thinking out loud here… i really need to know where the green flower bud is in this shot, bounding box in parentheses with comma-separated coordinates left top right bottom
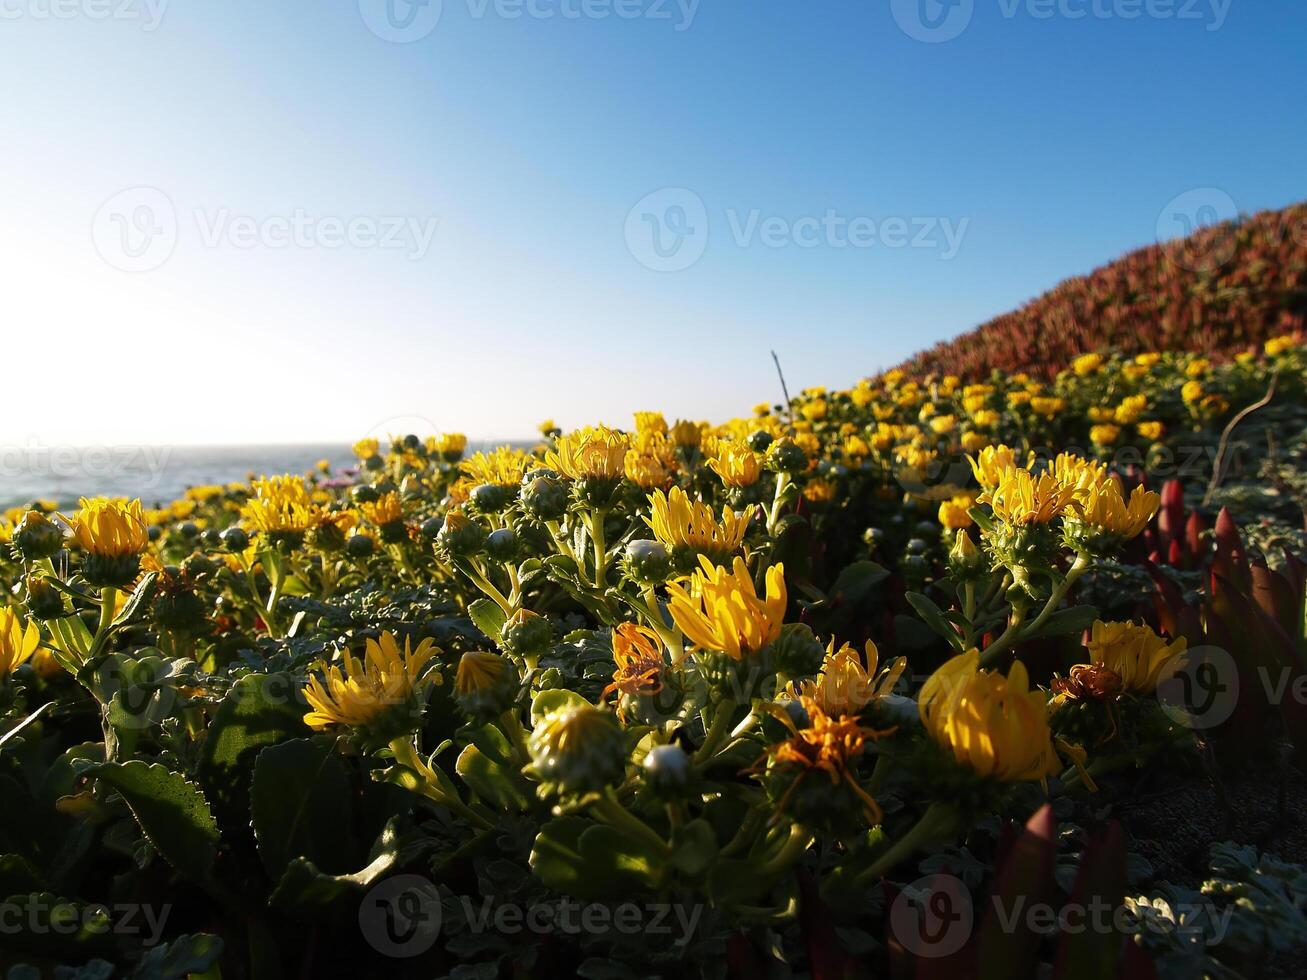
(527, 704, 627, 797)
(24, 577, 66, 621)
(501, 609, 552, 660)
(82, 553, 142, 589)
(485, 528, 519, 563)
(454, 650, 518, 719)
(765, 437, 809, 474)
(220, 526, 250, 553)
(521, 475, 569, 521)
(621, 539, 672, 585)
(352, 484, 381, 505)
(345, 533, 376, 558)
(470, 483, 515, 514)
(769, 623, 825, 680)
(435, 512, 486, 559)
(947, 529, 986, 581)
(748, 430, 775, 453)
(642, 744, 692, 797)
(13, 512, 64, 561)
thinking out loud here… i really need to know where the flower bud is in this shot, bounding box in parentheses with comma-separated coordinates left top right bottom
(220, 526, 250, 553)
(24, 577, 66, 621)
(454, 650, 518, 719)
(435, 512, 486, 559)
(748, 429, 775, 453)
(947, 529, 986, 581)
(642, 744, 692, 797)
(527, 704, 627, 797)
(470, 482, 515, 515)
(501, 609, 552, 660)
(485, 528, 519, 563)
(769, 623, 825, 679)
(765, 437, 808, 474)
(346, 533, 376, 559)
(352, 484, 381, 505)
(621, 539, 672, 585)
(13, 512, 64, 561)
(521, 475, 568, 522)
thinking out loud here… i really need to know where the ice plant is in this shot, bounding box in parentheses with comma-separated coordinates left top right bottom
(708, 443, 763, 488)
(241, 476, 322, 540)
(543, 425, 630, 483)
(1080, 620, 1185, 695)
(1065, 477, 1161, 552)
(665, 556, 787, 661)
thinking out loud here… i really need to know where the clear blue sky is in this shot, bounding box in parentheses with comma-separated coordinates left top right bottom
(1, 0, 1302, 444)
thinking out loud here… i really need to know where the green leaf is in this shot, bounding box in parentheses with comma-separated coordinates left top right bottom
(196, 672, 310, 835)
(112, 572, 159, 628)
(668, 819, 719, 877)
(250, 738, 354, 879)
(0, 892, 115, 959)
(456, 744, 531, 812)
(269, 817, 411, 910)
(88, 761, 219, 884)
(468, 598, 507, 643)
(530, 688, 592, 725)
(829, 561, 890, 607)
(906, 591, 966, 651)
(129, 933, 225, 980)
(530, 817, 612, 898)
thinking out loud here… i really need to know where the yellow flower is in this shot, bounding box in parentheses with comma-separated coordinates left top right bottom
(544, 425, 630, 481)
(708, 443, 763, 488)
(1083, 620, 1185, 694)
(353, 437, 380, 459)
(0, 609, 41, 678)
(1090, 424, 1121, 447)
(803, 479, 837, 503)
(1030, 396, 1064, 419)
(624, 449, 674, 490)
(646, 487, 748, 562)
(666, 556, 786, 661)
(790, 639, 905, 716)
(1122, 364, 1148, 382)
(1265, 334, 1296, 357)
(1181, 380, 1204, 404)
(844, 435, 871, 459)
(1088, 406, 1116, 423)
(605, 622, 666, 700)
(464, 446, 531, 488)
(981, 468, 1078, 526)
(538, 418, 558, 435)
(1046, 452, 1107, 495)
(960, 431, 989, 453)
(918, 649, 1059, 782)
(360, 491, 404, 528)
(800, 399, 828, 422)
(427, 433, 468, 458)
(929, 414, 957, 435)
(1072, 352, 1103, 376)
(763, 696, 885, 825)
(1134, 352, 1161, 367)
(68, 497, 149, 558)
(241, 476, 322, 535)
(633, 411, 668, 436)
(304, 631, 440, 733)
(971, 409, 999, 428)
(938, 494, 975, 530)
(1186, 358, 1209, 377)
(967, 444, 1023, 490)
(670, 419, 703, 448)
(962, 393, 988, 414)
(1114, 395, 1148, 425)
(1137, 420, 1165, 441)
(1068, 477, 1160, 540)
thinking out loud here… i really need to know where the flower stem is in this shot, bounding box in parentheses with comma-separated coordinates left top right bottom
(854, 801, 961, 884)
(981, 553, 1090, 667)
(593, 787, 669, 856)
(693, 698, 737, 766)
